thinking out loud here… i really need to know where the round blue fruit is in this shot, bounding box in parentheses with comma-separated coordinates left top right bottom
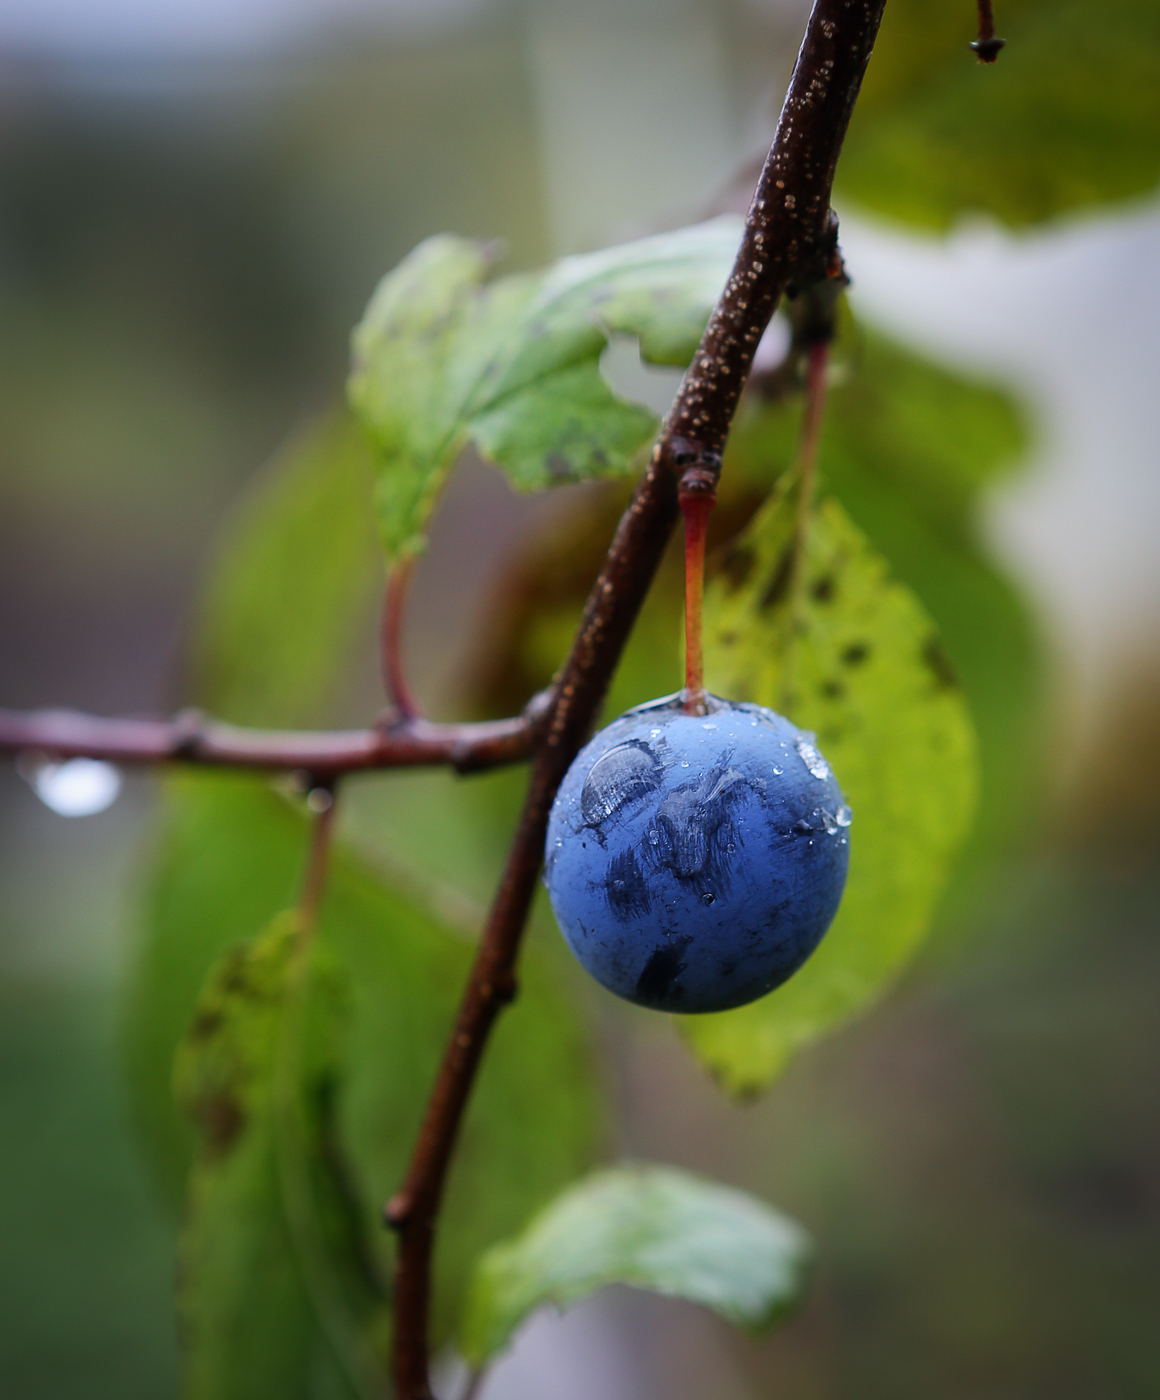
(543, 692, 851, 1014)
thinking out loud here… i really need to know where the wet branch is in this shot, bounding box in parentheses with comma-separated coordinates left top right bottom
(0, 695, 551, 779)
(384, 2, 888, 1396)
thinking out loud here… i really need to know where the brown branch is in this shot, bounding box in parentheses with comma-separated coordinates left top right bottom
(298, 783, 338, 932)
(0, 694, 551, 779)
(380, 560, 422, 719)
(384, 2, 888, 1395)
(972, 0, 1005, 61)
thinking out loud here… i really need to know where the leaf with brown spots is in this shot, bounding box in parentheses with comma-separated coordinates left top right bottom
(174, 910, 390, 1399)
(684, 487, 978, 1095)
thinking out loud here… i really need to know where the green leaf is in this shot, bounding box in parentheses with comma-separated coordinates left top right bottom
(347, 218, 742, 563)
(839, 0, 1160, 228)
(175, 911, 388, 1400)
(122, 772, 601, 1352)
(184, 411, 383, 727)
(458, 1164, 811, 1369)
(683, 488, 978, 1093)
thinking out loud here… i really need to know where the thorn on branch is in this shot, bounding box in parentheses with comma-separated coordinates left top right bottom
(972, 0, 1005, 62)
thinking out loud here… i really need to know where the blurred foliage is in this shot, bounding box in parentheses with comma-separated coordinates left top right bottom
(185, 414, 383, 729)
(460, 1165, 811, 1368)
(840, 0, 1160, 228)
(7, 2, 1153, 1390)
(123, 773, 602, 1360)
(175, 912, 389, 1400)
(686, 489, 977, 1093)
(348, 220, 741, 564)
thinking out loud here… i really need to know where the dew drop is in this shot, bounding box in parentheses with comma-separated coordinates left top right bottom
(794, 734, 830, 781)
(680, 760, 690, 768)
(306, 787, 333, 814)
(21, 756, 122, 817)
(836, 804, 853, 827)
(581, 742, 662, 825)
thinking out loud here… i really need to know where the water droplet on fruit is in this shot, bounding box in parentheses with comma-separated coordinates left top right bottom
(19, 755, 122, 816)
(836, 804, 853, 827)
(701, 892, 715, 906)
(771, 764, 783, 775)
(580, 741, 662, 826)
(680, 760, 690, 768)
(794, 734, 830, 780)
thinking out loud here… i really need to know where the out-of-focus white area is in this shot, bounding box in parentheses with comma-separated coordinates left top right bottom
(17, 755, 122, 816)
(840, 202, 1160, 746)
(0, 0, 492, 56)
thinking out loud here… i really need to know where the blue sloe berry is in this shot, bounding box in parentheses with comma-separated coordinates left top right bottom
(544, 692, 850, 1013)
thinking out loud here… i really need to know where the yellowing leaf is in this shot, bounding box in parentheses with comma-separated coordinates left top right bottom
(684, 489, 978, 1093)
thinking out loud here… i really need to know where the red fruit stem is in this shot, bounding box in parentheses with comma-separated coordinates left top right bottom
(680, 485, 715, 714)
(800, 339, 829, 503)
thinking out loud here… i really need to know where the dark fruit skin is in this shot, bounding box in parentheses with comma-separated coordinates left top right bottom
(544, 692, 850, 1014)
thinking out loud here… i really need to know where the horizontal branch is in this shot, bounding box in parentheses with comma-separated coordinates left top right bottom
(0, 693, 551, 779)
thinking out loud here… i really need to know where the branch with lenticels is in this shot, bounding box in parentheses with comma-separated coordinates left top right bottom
(384, 2, 888, 1395)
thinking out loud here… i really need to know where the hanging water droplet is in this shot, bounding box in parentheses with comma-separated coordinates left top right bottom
(836, 803, 853, 827)
(306, 787, 333, 814)
(21, 755, 122, 817)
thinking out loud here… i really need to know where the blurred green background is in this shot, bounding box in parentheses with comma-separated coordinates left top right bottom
(1, 1, 1158, 1397)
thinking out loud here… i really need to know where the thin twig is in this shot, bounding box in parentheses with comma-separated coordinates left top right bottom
(790, 340, 831, 612)
(783, 339, 832, 713)
(972, 0, 1005, 62)
(384, 3, 888, 1395)
(0, 695, 552, 778)
(277, 785, 393, 1398)
(298, 783, 338, 933)
(381, 560, 422, 719)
